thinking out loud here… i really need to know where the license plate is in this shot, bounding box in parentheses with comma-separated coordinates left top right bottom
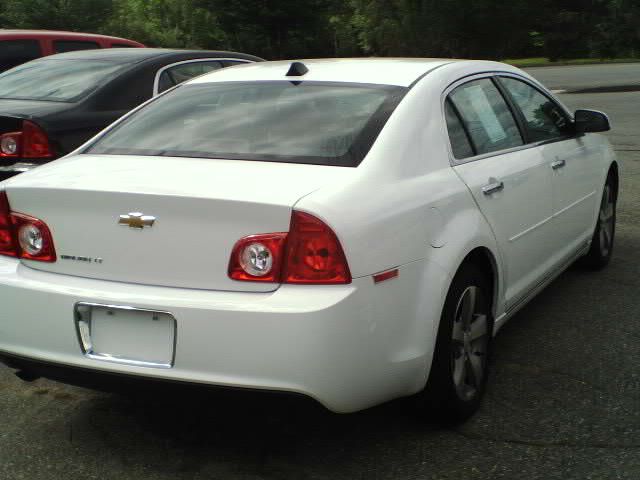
(75, 303, 176, 368)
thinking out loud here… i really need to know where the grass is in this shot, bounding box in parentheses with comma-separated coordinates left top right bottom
(503, 57, 640, 67)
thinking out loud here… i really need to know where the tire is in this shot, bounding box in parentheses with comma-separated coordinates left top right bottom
(416, 263, 492, 424)
(579, 172, 617, 270)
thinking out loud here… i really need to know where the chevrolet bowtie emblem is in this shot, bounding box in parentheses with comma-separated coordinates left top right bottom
(118, 212, 156, 229)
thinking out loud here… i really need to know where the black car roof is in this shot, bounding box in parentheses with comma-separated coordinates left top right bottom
(41, 48, 262, 64)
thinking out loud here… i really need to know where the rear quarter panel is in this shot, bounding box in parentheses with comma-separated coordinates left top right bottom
(296, 70, 504, 388)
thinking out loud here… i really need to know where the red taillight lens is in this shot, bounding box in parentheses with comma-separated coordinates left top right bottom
(282, 211, 351, 284)
(228, 233, 287, 282)
(228, 211, 351, 285)
(0, 191, 18, 257)
(0, 121, 52, 159)
(0, 190, 56, 262)
(22, 120, 52, 159)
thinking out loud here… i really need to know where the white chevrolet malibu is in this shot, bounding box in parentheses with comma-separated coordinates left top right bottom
(0, 58, 617, 422)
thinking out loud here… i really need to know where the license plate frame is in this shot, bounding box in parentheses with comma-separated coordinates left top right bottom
(74, 302, 177, 369)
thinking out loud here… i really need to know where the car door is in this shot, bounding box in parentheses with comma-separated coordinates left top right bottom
(446, 77, 555, 307)
(497, 75, 601, 261)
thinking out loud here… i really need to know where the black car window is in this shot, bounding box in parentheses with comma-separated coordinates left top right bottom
(157, 61, 224, 93)
(0, 40, 42, 72)
(499, 77, 571, 142)
(86, 81, 407, 167)
(445, 99, 474, 159)
(111, 43, 136, 48)
(0, 58, 129, 102)
(53, 40, 101, 53)
(221, 60, 248, 67)
(157, 71, 175, 93)
(449, 78, 523, 155)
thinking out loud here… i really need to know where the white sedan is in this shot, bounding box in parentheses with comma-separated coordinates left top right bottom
(0, 58, 617, 423)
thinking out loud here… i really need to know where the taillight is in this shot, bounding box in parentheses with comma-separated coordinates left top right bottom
(0, 190, 56, 262)
(0, 121, 52, 159)
(12, 213, 56, 261)
(282, 211, 351, 284)
(228, 233, 287, 282)
(228, 211, 351, 284)
(0, 191, 18, 257)
(0, 132, 21, 157)
(22, 120, 53, 158)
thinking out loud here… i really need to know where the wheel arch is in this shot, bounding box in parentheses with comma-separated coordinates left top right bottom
(461, 247, 499, 322)
(608, 160, 619, 201)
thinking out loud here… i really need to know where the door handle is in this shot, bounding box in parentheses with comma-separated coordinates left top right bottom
(482, 181, 504, 195)
(551, 159, 566, 170)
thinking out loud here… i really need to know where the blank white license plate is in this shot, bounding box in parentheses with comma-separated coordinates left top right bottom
(75, 304, 176, 368)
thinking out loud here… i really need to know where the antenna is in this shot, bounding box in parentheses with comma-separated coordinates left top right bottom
(286, 62, 308, 77)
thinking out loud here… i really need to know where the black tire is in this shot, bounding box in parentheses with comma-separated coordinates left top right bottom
(415, 263, 492, 424)
(579, 172, 617, 270)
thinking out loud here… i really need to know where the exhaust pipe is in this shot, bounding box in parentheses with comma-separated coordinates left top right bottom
(15, 370, 40, 382)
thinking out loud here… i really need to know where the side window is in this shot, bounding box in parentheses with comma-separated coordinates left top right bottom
(157, 61, 224, 93)
(157, 71, 175, 94)
(0, 40, 42, 71)
(221, 60, 248, 67)
(449, 78, 523, 156)
(445, 99, 474, 159)
(53, 40, 100, 53)
(111, 43, 136, 48)
(499, 77, 570, 142)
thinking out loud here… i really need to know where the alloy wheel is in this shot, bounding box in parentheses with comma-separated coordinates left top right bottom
(451, 286, 489, 401)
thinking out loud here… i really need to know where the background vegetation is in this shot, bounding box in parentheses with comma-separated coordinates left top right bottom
(1, 0, 639, 61)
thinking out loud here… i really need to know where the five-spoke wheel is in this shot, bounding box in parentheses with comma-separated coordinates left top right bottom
(451, 286, 490, 402)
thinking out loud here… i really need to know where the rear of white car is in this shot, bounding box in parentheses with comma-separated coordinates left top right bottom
(0, 60, 456, 412)
(0, 58, 617, 419)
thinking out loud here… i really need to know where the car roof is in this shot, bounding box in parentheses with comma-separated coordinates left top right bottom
(189, 58, 466, 88)
(0, 29, 140, 43)
(33, 48, 262, 64)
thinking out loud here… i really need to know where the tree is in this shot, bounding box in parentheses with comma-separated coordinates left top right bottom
(1, 0, 113, 32)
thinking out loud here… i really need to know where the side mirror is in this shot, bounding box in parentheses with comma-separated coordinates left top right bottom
(574, 109, 611, 133)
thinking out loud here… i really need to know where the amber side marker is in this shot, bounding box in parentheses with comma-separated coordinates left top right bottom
(373, 269, 399, 284)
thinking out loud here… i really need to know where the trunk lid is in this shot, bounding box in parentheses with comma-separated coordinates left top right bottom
(4, 154, 352, 292)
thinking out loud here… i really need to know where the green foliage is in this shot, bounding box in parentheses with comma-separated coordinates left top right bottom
(1, 0, 113, 32)
(0, 0, 638, 60)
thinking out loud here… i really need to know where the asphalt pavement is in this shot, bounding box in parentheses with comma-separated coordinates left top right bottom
(526, 62, 640, 92)
(1, 65, 639, 480)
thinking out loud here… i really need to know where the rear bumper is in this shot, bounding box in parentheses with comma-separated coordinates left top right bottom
(0, 257, 437, 412)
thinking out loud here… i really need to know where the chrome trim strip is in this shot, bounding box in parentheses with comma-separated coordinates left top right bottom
(553, 191, 596, 219)
(74, 302, 177, 369)
(508, 191, 596, 243)
(152, 58, 253, 95)
(508, 214, 554, 243)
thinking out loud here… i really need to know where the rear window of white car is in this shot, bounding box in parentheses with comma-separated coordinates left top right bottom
(86, 81, 407, 167)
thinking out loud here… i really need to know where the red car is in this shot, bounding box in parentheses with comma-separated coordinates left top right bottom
(0, 30, 144, 72)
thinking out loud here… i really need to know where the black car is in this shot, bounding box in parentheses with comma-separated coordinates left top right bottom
(0, 48, 262, 179)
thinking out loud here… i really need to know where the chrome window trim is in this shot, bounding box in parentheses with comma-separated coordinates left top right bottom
(441, 71, 579, 167)
(153, 58, 253, 95)
(74, 302, 178, 369)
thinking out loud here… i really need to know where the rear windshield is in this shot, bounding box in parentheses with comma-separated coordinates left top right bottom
(0, 58, 128, 102)
(85, 81, 407, 167)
